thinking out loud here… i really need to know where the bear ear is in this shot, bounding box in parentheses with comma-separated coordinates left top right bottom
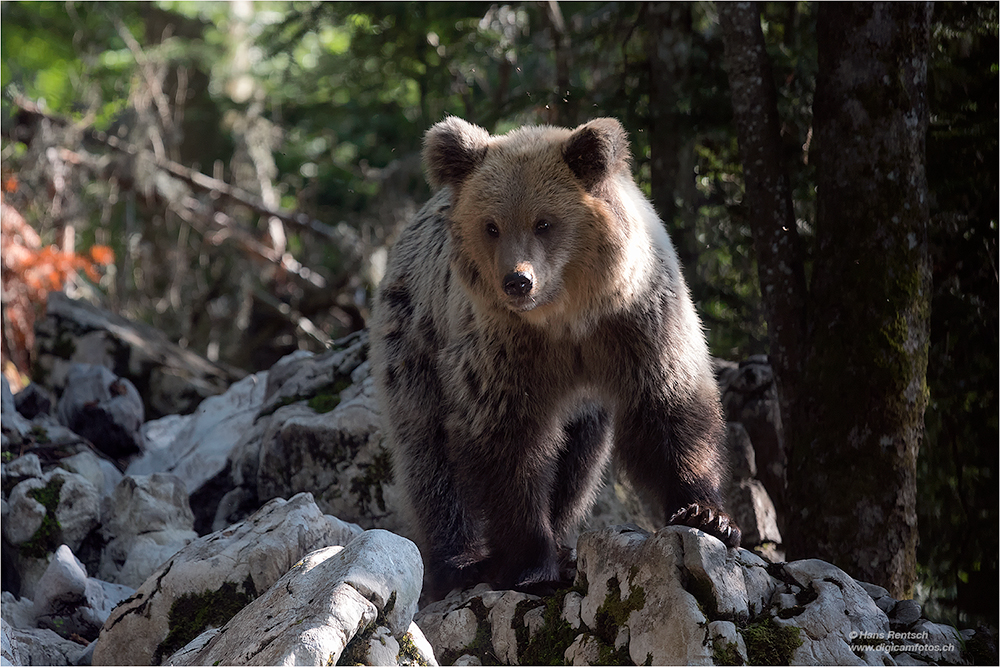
(423, 116, 491, 189)
(562, 118, 631, 191)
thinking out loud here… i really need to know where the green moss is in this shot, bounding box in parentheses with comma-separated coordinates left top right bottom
(307, 377, 353, 413)
(712, 640, 744, 666)
(397, 632, 431, 666)
(594, 575, 646, 644)
(20, 477, 65, 559)
(336, 621, 374, 666)
(153, 579, 257, 664)
(596, 639, 633, 666)
(571, 575, 647, 666)
(260, 376, 354, 419)
(515, 589, 579, 666)
(739, 618, 802, 666)
(29, 424, 50, 444)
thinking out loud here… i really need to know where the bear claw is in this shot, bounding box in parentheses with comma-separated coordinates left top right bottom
(669, 503, 742, 549)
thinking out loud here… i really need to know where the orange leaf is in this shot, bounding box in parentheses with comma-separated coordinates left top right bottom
(89, 245, 115, 265)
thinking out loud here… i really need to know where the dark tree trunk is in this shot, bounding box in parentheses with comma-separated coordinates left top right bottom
(719, 2, 806, 523)
(646, 2, 702, 275)
(720, 2, 932, 597)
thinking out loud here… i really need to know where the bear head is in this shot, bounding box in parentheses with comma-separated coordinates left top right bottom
(422, 116, 639, 327)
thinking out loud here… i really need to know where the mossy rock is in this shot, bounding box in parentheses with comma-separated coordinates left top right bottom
(153, 577, 258, 664)
(740, 617, 802, 665)
(19, 477, 66, 559)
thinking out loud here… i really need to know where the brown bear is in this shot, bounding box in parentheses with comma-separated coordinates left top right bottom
(369, 116, 740, 600)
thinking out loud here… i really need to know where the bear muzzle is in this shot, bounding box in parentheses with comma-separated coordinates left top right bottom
(502, 269, 534, 298)
(502, 268, 544, 312)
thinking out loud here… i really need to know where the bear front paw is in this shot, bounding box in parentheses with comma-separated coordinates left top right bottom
(668, 503, 742, 549)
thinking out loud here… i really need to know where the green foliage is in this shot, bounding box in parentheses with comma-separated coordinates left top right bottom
(740, 617, 802, 666)
(712, 639, 744, 666)
(918, 1, 999, 629)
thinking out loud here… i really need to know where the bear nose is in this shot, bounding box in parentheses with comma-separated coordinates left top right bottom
(503, 271, 534, 297)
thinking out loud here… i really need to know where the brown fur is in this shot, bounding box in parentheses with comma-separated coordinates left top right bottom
(370, 117, 740, 599)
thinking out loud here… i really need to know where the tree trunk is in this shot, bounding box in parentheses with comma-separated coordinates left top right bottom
(799, 2, 931, 597)
(647, 2, 691, 233)
(718, 2, 806, 522)
(721, 2, 932, 597)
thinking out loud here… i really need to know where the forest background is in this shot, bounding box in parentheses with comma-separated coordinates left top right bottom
(1, 1, 996, 633)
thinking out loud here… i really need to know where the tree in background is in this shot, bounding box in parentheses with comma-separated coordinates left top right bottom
(720, 1, 995, 606)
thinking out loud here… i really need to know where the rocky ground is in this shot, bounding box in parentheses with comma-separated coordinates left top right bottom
(1, 293, 993, 666)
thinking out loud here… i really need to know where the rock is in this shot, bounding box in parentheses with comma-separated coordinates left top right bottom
(33, 291, 243, 420)
(907, 620, 965, 665)
(415, 522, 976, 667)
(56, 450, 123, 514)
(564, 633, 602, 666)
(98, 473, 198, 587)
(890, 598, 922, 629)
(1, 618, 88, 666)
(719, 356, 786, 520)
(12, 382, 54, 420)
(725, 421, 757, 479)
(3, 479, 48, 550)
(1, 592, 35, 630)
(577, 468, 662, 539)
(727, 478, 783, 546)
(93, 492, 362, 666)
(581, 526, 716, 665)
(422, 607, 480, 657)
(736, 549, 778, 617)
(55, 364, 145, 459)
(172, 530, 428, 667)
(708, 620, 749, 665)
(2, 376, 32, 442)
(48, 470, 101, 554)
(255, 371, 404, 530)
(161, 627, 221, 666)
(31, 545, 132, 642)
(1, 618, 22, 666)
(489, 590, 541, 665)
(562, 591, 583, 630)
(227, 336, 411, 535)
(126, 371, 268, 530)
(3, 469, 101, 598)
(2, 453, 43, 490)
(858, 581, 890, 600)
(773, 558, 891, 665)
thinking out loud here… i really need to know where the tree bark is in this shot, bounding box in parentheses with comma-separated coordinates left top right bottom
(721, 2, 932, 597)
(798, 2, 931, 597)
(647, 3, 691, 231)
(719, 2, 806, 521)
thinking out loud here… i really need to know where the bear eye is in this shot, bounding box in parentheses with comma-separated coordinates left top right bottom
(485, 221, 500, 238)
(534, 219, 551, 235)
